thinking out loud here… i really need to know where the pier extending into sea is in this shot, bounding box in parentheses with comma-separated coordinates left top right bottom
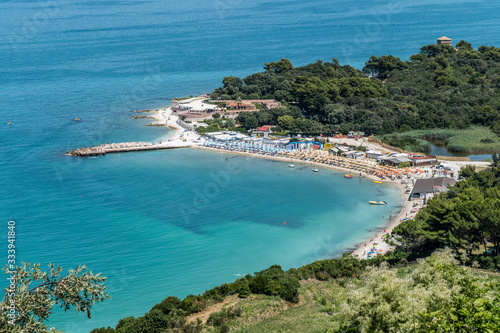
(67, 141, 190, 156)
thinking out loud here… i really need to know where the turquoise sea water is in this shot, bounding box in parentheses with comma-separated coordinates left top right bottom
(1, 0, 499, 331)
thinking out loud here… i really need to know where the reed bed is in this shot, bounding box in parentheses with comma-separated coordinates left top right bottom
(376, 127, 500, 154)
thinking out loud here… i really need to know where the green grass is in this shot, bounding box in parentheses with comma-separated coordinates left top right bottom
(197, 264, 498, 333)
(376, 127, 500, 154)
(202, 280, 347, 333)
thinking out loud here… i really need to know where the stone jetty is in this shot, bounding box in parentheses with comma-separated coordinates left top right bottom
(67, 141, 188, 156)
(132, 115, 154, 119)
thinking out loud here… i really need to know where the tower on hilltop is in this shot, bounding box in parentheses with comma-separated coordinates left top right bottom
(437, 36, 452, 45)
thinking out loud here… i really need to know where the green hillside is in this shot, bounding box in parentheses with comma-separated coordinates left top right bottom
(209, 42, 500, 152)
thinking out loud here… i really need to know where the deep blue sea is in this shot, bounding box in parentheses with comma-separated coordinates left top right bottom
(1, 0, 499, 331)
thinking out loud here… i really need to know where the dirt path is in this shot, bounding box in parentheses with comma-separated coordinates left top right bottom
(187, 295, 240, 324)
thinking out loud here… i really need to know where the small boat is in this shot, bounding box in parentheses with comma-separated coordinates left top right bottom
(344, 174, 354, 179)
(8, 121, 12, 125)
(312, 168, 319, 172)
(373, 180, 382, 184)
(75, 117, 81, 121)
(289, 164, 294, 168)
(369, 201, 387, 205)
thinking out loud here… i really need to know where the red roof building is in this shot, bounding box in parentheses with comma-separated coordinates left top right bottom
(257, 125, 273, 132)
(214, 99, 282, 110)
(226, 101, 257, 111)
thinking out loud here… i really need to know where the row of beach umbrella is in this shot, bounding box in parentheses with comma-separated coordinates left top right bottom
(200, 140, 428, 179)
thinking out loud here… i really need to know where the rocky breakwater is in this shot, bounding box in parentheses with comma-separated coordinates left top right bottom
(67, 141, 154, 156)
(67, 141, 190, 156)
(132, 115, 154, 120)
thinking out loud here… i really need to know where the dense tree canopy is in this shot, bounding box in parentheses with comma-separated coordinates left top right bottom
(332, 249, 500, 333)
(211, 42, 500, 136)
(393, 158, 500, 259)
(362, 54, 408, 79)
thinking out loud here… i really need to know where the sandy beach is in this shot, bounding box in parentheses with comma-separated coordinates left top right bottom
(153, 107, 184, 138)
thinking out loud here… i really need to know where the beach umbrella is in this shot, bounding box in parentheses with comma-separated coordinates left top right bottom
(379, 249, 383, 252)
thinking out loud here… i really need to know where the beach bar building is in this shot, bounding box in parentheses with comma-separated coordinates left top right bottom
(288, 141, 322, 150)
(410, 155, 437, 166)
(365, 149, 384, 159)
(329, 145, 350, 156)
(342, 150, 365, 159)
(329, 147, 340, 156)
(250, 125, 274, 137)
(410, 177, 456, 201)
(379, 156, 413, 167)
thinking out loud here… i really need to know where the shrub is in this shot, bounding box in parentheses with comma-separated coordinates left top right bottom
(238, 283, 251, 298)
(90, 328, 115, 333)
(179, 295, 204, 314)
(151, 296, 181, 315)
(207, 306, 242, 327)
(115, 316, 136, 330)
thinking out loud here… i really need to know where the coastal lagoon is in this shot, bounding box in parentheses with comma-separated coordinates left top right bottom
(428, 139, 495, 161)
(2, 0, 500, 331)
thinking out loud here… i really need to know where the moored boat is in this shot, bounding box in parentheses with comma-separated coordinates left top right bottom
(312, 168, 319, 172)
(344, 174, 354, 178)
(373, 180, 382, 184)
(289, 164, 294, 168)
(369, 201, 387, 205)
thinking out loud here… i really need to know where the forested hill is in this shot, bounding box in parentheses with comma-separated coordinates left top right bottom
(210, 41, 500, 136)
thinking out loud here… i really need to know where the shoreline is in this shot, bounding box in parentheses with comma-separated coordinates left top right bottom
(77, 105, 420, 261)
(193, 145, 416, 259)
(152, 106, 185, 141)
(132, 106, 420, 261)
